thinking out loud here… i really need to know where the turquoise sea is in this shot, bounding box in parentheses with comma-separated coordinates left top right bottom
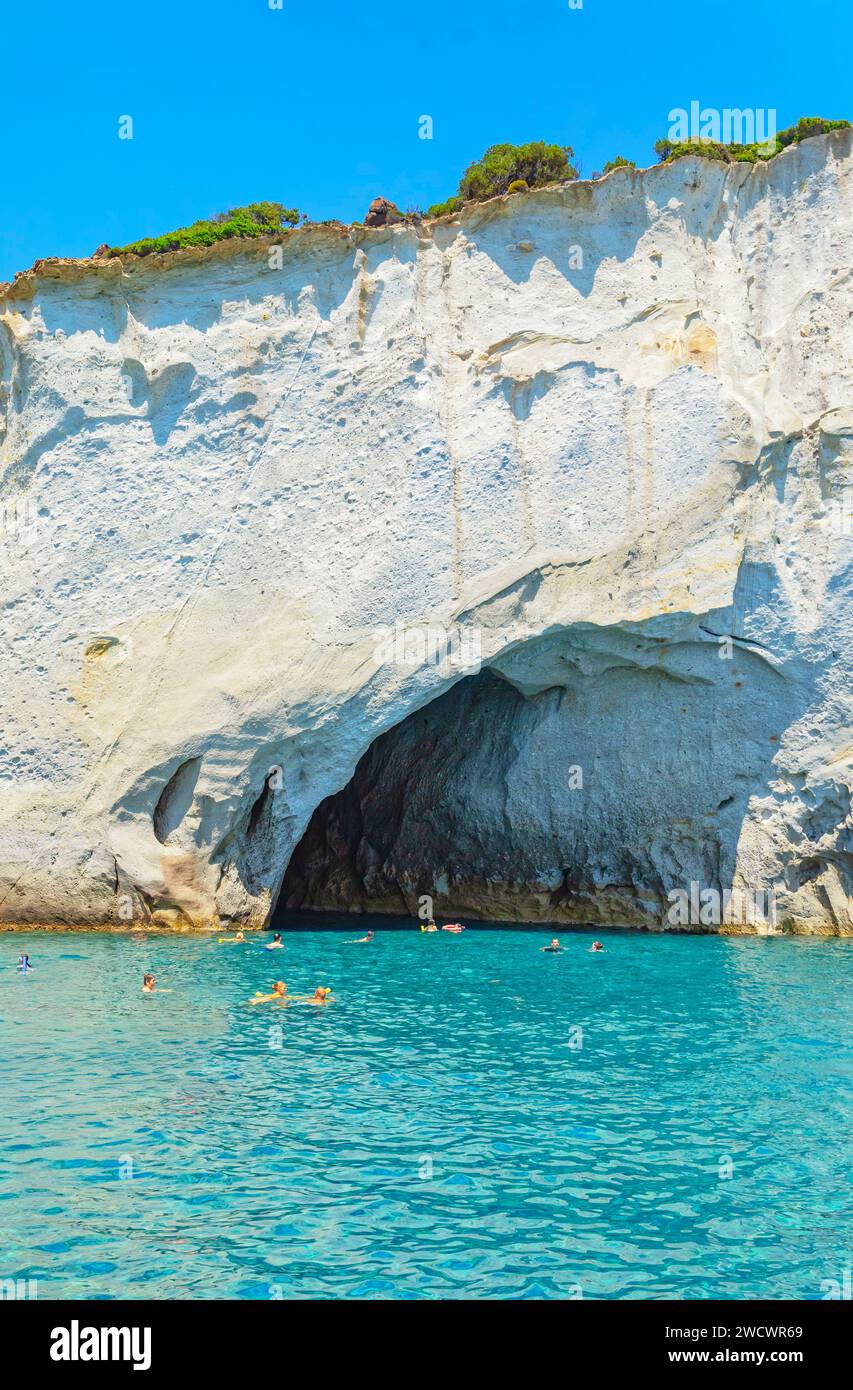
(1, 921, 851, 1300)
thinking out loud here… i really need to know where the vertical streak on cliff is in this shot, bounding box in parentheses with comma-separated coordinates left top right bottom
(441, 258, 465, 598)
(416, 228, 465, 596)
(0, 318, 12, 457)
(642, 387, 657, 583)
(509, 382, 536, 554)
(621, 386, 636, 547)
(619, 387, 661, 610)
(0, 312, 26, 476)
(642, 389, 655, 516)
(354, 251, 372, 344)
(641, 388, 668, 611)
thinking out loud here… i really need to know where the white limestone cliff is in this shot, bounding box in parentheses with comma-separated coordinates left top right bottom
(1, 130, 851, 933)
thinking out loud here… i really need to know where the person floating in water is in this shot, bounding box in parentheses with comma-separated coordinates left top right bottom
(420, 920, 439, 933)
(347, 930, 374, 943)
(541, 938, 562, 953)
(591, 941, 604, 952)
(17, 954, 32, 973)
(441, 922, 465, 933)
(265, 933, 284, 950)
(218, 930, 247, 944)
(250, 980, 288, 1004)
(284, 985, 333, 1005)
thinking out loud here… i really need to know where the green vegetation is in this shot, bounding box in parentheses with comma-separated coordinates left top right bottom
(654, 116, 850, 166)
(103, 118, 851, 256)
(427, 140, 577, 217)
(425, 195, 464, 219)
(459, 141, 577, 200)
(109, 202, 304, 258)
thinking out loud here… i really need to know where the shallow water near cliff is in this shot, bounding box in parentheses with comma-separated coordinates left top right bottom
(1, 921, 851, 1300)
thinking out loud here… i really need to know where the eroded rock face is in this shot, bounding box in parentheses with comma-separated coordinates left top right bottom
(0, 132, 852, 932)
(281, 630, 850, 932)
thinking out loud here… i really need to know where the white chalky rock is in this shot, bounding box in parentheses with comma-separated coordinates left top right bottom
(0, 131, 851, 933)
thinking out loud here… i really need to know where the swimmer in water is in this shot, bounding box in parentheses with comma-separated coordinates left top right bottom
(265, 933, 284, 950)
(441, 922, 465, 933)
(347, 930, 374, 943)
(250, 980, 288, 1004)
(218, 931, 247, 944)
(17, 954, 32, 973)
(286, 985, 333, 1005)
(591, 941, 604, 952)
(541, 938, 562, 953)
(142, 973, 172, 994)
(421, 920, 439, 933)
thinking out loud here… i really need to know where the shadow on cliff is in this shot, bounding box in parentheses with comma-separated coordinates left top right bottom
(461, 178, 655, 298)
(273, 610, 839, 930)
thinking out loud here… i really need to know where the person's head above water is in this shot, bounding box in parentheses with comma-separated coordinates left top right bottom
(143, 973, 155, 989)
(592, 941, 604, 951)
(273, 933, 281, 942)
(550, 938, 560, 948)
(273, 980, 286, 996)
(313, 987, 331, 1001)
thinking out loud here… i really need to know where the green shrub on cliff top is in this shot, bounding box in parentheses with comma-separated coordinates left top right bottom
(459, 141, 577, 200)
(425, 195, 464, 218)
(655, 116, 850, 166)
(427, 140, 577, 217)
(110, 202, 305, 258)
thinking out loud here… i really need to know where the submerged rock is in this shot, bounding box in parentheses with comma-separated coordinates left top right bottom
(1, 132, 852, 932)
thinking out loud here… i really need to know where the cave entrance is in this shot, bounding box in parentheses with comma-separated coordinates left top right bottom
(272, 615, 784, 927)
(276, 668, 533, 923)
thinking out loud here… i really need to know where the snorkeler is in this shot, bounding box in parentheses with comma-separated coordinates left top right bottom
(347, 930, 374, 943)
(17, 954, 32, 973)
(265, 933, 284, 950)
(541, 938, 562, 953)
(250, 980, 288, 1004)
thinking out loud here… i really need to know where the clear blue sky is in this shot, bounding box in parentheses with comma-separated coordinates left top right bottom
(2, 0, 851, 283)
